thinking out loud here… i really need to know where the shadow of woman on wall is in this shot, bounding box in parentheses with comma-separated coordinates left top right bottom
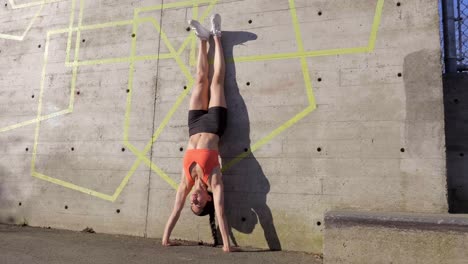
(209, 31, 281, 251)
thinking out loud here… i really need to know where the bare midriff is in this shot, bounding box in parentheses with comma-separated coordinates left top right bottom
(187, 132, 219, 150)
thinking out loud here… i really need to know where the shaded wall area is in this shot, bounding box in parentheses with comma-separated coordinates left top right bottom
(444, 73, 468, 213)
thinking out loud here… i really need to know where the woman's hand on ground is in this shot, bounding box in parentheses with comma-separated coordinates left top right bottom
(162, 240, 180, 246)
(223, 246, 241, 252)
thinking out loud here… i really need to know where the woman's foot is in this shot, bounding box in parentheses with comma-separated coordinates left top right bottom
(188, 20, 211, 40)
(210, 14, 221, 37)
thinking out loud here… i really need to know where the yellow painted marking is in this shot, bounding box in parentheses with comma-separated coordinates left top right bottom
(0, 2, 44, 41)
(136, 0, 214, 14)
(0, 109, 71, 133)
(65, 0, 76, 66)
(0, 0, 66, 41)
(288, 0, 315, 106)
(19, 0, 384, 199)
(223, 105, 315, 172)
(111, 148, 144, 201)
(190, 3, 199, 66)
(125, 142, 178, 190)
(8, 0, 62, 9)
(123, 10, 139, 143)
(368, 0, 385, 51)
(31, 31, 51, 175)
(33, 171, 115, 201)
(229, 47, 369, 63)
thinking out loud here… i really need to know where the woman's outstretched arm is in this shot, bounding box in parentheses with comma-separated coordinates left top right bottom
(162, 170, 191, 246)
(210, 169, 235, 252)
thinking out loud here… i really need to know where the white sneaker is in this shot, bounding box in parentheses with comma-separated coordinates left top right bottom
(210, 13, 221, 37)
(188, 20, 211, 40)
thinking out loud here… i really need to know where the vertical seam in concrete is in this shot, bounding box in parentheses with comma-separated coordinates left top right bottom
(144, 0, 165, 238)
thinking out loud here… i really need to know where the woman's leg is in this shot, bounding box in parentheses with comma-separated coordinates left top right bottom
(189, 40, 210, 110)
(208, 35, 226, 108)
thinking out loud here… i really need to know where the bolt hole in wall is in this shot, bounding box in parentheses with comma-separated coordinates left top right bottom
(38, 44, 41, 48)
(82, 39, 85, 43)
(248, 19, 252, 24)
(31, 95, 34, 98)
(318, 11, 322, 16)
(244, 148, 249, 152)
(179, 147, 184, 152)
(76, 91, 80, 95)
(397, 2, 401, 6)
(126, 89, 130, 93)
(71, 147, 74, 151)
(246, 82, 250, 86)
(397, 72, 402, 77)
(65, 205, 68, 209)
(454, 98, 459, 104)
(460, 153, 464, 157)
(317, 77, 322, 82)
(317, 147, 322, 152)
(316, 221, 321, 226)
(183, 85, 187, 90)
(186, 27, 190, 32)
(116, 209, 120, 214)
(400, 148, 405, 153)
(121, 147, 125, 152)
(25, 147, 28, 152)
(19, 202, 22, 206)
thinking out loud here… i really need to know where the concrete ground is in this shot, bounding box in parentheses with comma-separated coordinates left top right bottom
(0, 224, 322, 264)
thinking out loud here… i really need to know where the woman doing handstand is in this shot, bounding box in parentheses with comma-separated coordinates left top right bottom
(161, 14, 235, 252)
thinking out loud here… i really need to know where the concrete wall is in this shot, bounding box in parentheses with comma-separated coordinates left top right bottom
(0, 0, 445, 253)
(444, 73, 468, 213)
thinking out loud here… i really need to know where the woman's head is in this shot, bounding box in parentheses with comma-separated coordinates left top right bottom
(191, 191, 219, 246)
(190, 190, 213, 216)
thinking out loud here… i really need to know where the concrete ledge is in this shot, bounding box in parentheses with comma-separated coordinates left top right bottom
(325, 210, 468, 232)
(324, 211, 468, 264)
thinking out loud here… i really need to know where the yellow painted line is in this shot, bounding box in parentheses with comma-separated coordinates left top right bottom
(31, 31, 51, 174)
(65, 53, 174, 67)
(65, 0, 76, 66)
(289, 0, 304, 52)
(68, 0, 84, 112)
(54, 20, 135, 36)
(0, 109, 71, 133)
(198, 0, 218, 22)
(111, 145, 144, 200)
(31, 0, 83, 191)
(137, 17, 195, 155)
(65, 20, 135, 65)
(230, 47, 369, 63)
(123, 11, 139, 143)
(32, 171, 115, 201)
(189, 2, 199, 66)
(125, 142, 178, 190)
(0, 0, 66, 41)
(177, 34, 194, 55)
(20, 2, 45, 40)
(0, 1, 44, 41)
(222, 105, 316, 172)
(121, 12, 186, 190)
(0, 34, 23, 41)
(136, 0, 213, 14)
(368, 0, 385, 51)
(8, 0, 62, 9)
(288, 0, 315, 106)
